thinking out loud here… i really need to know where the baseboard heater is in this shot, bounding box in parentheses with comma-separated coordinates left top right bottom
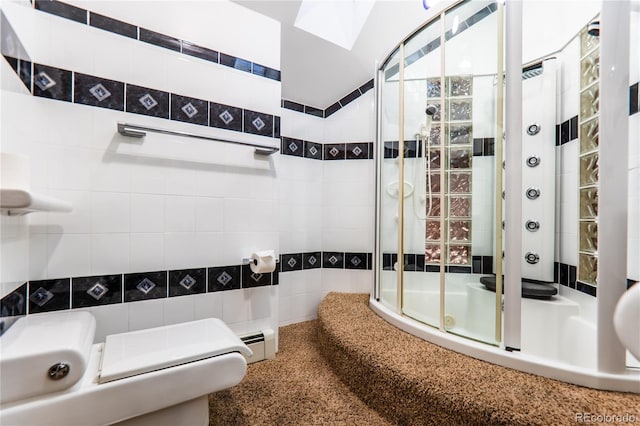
(240, 329, 276, 364)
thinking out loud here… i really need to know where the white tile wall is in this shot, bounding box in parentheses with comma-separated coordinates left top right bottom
(0, 1, 281, 341)
(0, 215, 29, 298)
(46, 234, 91, 278)
(278, 269, 323, 326)
(163, 295, 196, 326)
(129, 233, 165, 273)
(323, 91, 375, 143)
(90, 192, 131, 233)
(558, 141, 579, 266)
(84, 303, 129, 343)
(130, 194, 165, 233)
(90, 233, 130, 275)
(471, 157, 495, 256)
(277, 90, 376, 325)
(559, 38, 580, 123)
(128, 298, 165, 332)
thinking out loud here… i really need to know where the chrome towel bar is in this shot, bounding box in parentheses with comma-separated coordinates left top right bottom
(117, 122, 280, 156)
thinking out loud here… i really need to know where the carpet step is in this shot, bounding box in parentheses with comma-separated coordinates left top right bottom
(316, 292, 640, 426)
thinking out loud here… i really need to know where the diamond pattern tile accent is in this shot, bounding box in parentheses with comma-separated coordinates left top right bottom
(351, 257, 362, 266)
(30, 287, 54, 307)
(352, 146, 362, 156)
(139, 94, 158, 110)
(251, 273, 263, 282)
(309, 146, 318, 156)
(181, 102, 198, 118)
(287, 258, 297, 268)
(328, 255, 338, 265)
(89, 83, 111, 101)
(217, 271, 232, 287)
(329, 147, 339, 157)
(87, 282, 108, 300)
(136, 278, 156, 294)
(288, 141, 299, 152)
(34, 71, 56, 91)
(219, 110, 234, 124)
(252, 117, 265, 131)
(179, 274, 196, 290)
(308, 256, 317, 265)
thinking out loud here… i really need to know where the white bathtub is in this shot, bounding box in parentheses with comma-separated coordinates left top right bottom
(375, 271, 639, 392)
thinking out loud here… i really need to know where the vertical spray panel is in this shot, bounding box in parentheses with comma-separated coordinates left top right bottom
(521, 59, 557, 282)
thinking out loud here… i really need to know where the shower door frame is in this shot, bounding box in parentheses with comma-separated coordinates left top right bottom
(374, 0, 513, 347)
(373, 0, 632, 383)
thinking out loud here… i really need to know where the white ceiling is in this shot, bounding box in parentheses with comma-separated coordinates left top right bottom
(232, 0, 608, 109)
(232, 0, 434, 108)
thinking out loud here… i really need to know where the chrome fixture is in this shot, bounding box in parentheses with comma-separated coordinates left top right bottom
(525, 220, 540, 232)
(425, 104, 438, 116)
(526, 123, 541, 135)
(525, 252, 540, 264)
(526, 155, 541, 167)
(48, 363, 70, 380)
(117, 122, 279, 156)
(526, 187, 540, 200)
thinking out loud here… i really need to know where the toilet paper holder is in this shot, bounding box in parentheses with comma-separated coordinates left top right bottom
(242, 257, 280, 266)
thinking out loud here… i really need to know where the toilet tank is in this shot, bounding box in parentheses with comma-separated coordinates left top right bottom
(0, 311, 95, 404)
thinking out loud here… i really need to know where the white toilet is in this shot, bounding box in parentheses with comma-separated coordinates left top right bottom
(0, 311, 252, 426)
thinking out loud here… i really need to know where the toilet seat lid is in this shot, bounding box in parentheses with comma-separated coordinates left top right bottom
(99, 318, 251, 384)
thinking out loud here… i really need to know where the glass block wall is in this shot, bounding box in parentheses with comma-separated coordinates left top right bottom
(424, 76, 473, 268)
(578, 24, 600, 288)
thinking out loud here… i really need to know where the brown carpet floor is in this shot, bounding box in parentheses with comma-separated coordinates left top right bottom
(317, 293, 640, 426)
(210, 292, 640, 425)
(208, 319, 392, 425)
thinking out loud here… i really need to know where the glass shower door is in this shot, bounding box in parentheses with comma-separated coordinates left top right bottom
(400, 16, 442, 328)
(377, 48, 401, 311)
(441, 0, 501, 345)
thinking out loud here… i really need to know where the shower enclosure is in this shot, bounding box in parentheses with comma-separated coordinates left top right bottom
(372, 0, 639, 392)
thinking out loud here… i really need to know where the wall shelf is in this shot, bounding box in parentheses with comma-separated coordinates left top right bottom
(0, 189, 72, 216)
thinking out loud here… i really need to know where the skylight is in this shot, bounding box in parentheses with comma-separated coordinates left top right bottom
(294, 0, 376, 51)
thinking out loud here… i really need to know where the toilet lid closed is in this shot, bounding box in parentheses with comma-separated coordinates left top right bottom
(99, 318, 251, 384)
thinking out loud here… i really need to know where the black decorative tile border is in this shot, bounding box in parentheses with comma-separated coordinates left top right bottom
(280, 137, 373, 161)
(555, 261, 598, 298)
(556, 115, 579, 146)
(472, 138, 495, 157)
(35, 0, 86, 24)
(576, 281, 597, 297)
(303, 252, 322, 270)
(33, 0, 280, 82)
(1, 283, 27, 318)
(631, 82, 639, 116)
(73, 274, 123, 308)
(382, 138, 494, 159)
(555, 261, 577, 289)
(381, 252, 475, 273)
(3, 57, 280, 139)
(89, 11, 137, 39)
(0, 262, 277, 317)
(279, 252, 372, 272)
(29, 278, 71, 314)
(281, 79, 374, 118)
(3, 55, 31, 91)
(472, 256, 495, 274)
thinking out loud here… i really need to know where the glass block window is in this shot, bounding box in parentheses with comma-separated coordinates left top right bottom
(578, 23, 600, 290)
(425, 76, 473, 268)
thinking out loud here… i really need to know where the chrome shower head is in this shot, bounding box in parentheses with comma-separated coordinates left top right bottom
(425, 104, 437, 116)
